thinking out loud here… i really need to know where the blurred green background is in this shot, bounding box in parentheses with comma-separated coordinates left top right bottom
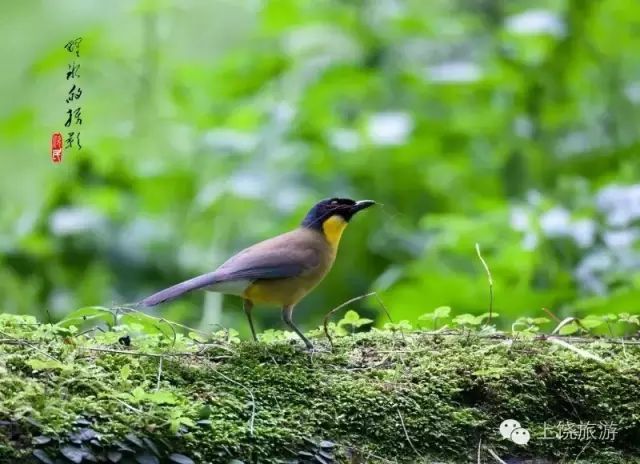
(1, 0, 639, 338)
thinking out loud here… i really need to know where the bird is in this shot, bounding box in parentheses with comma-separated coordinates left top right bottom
(139, 197, 376, 350)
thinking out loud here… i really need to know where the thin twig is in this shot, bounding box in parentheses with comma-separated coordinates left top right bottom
(371, 292, 407, 366)
(477, 437, 482, 464)
(397, 409, 422, 459)
(542, 307, 562, 323)
(76, 326, 107, 338)
(551, 317, 589, 335)
(111, 396, 165, 420)
(113, 397, 144, 415)
(113, 304, 209, 337)
(322, 291, 398, 349)
(574, 440, 590, 463)
(155, 357, 163, 391)
(373, 293, 403, 342)
(0, 330, 60, 362)
(94, 304, 181, 345)
(475, 243, 494, 325)
(547, 337, 606, 363)
(342, 441, 397, 464)
(85, 347, 193, 358)
(213, 370, 256, 437)
(620, 337, 628, 358)
(323, 292, 376, 348)
(193, 343, 235, 353)
(485, 446, 507, 464)
(373, 293, 395, 324)
(82, 346, 233, 362)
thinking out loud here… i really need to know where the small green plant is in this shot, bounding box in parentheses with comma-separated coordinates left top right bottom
(336, 310, 373, 335)
(167, 408, 196, 434)
(120, 364, 132, 381)
(211, 328, 240, 343)
(511, 317, 551, 339)
(382, 320, 413, 332)
(580, 314, 606, 330)
(556, 314, 619, 336)
(619, 312, 640, 334)
(599, 314, 619, 336)
(418, 306, 451, 330)
(119, 312, 176, 343)
(259, 329, 294, 343)
(452, 313, 497, 328)
(122, 386, 178, 405)
(26, 358, 66, 372)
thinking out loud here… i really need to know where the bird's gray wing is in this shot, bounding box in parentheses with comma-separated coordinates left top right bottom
(140, 232, 320, 307)
(215, 239, 320, 281)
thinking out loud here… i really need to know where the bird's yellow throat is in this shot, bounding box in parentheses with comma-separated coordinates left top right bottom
(322, 215, 348, 248)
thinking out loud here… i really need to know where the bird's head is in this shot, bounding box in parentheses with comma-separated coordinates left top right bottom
(301, 197, 376, 247)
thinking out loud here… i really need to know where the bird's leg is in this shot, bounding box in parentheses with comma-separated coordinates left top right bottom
(281, 305, 314, 350)
(243, 299, 258, 342)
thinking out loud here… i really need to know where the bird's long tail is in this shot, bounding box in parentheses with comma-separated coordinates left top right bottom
(140, 272, 220, 307)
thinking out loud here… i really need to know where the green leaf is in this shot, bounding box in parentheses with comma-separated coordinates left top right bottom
(120, 365, 131, 381)
(383, 320, 412, 331)
(580, 316, 604, 329)
(57, 306, 114, 328)
(126, 387, 177, 405)
(259, 329, 293, 343)
(212, 328, 240, 343)
(419, 306, 451, 329)
(145, 390, 177, 405)
(433, 306, 451, 318)
(188, 331, 208, 343)
(619, 313, 639, 325)
(353, 318, 374, 328)
(452, 314, 478, 326)
(27, 358, 65, 371)
(558, 322, 580, 335)
(338, 310, 373, 328)
(130, 386, 146, 402)
(178, 417, 195, 427)
(340, 310, 360, 324)
(120, 313, 175, 342)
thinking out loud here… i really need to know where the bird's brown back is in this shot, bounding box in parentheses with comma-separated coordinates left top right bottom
(226, 228, 336, 306)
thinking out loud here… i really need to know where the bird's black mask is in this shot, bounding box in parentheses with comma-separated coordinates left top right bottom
(301, 197, 375, 230)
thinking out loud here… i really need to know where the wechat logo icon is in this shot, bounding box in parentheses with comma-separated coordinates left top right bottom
(500, 419, 530, 445)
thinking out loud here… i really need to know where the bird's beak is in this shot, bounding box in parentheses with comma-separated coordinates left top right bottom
(351, 199, 376, 214)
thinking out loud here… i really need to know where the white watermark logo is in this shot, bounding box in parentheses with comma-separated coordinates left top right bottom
(542, 421, 618, 441)
(499, 419, 530, 445)
(500, 419, 618, 445)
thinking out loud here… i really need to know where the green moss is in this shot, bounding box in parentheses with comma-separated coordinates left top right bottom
(0, 314, 639, 463)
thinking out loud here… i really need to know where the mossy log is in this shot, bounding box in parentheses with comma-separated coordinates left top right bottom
(0, 314, 639, 464)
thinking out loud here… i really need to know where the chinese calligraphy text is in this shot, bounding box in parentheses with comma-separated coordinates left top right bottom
(63, 37, 83, 153)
